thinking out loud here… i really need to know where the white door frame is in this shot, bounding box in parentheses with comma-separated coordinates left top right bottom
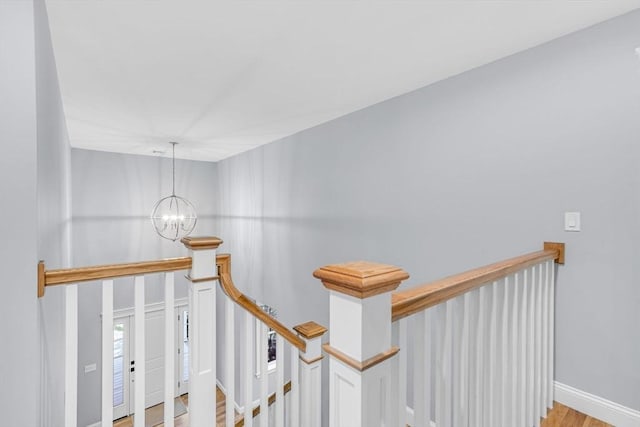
(112, 298, 189, 419)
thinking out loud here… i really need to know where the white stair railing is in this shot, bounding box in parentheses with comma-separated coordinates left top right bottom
(217, 262, 326, 427)
(315, 242, 564, 427)
(39, 236, 325, 427)
(39, 238, 214, 427)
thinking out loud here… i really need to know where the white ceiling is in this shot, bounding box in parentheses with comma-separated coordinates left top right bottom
(45, 0, 640, 162)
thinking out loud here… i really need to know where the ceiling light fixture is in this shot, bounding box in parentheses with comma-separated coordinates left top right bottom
(150, 142, 197, 241)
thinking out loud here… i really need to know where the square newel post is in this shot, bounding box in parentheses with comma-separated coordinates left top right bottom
(294, 321, 328, 427)
(181, 236, 223, 427)
(314, 261, 409, 427)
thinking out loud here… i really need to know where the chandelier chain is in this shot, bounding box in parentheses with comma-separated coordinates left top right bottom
(172, 141, 176, 196)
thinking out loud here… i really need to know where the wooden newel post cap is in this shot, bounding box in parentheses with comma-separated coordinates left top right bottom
(181, 236, 223, 250)
(313, 261, 409, 299)
(294, 321, 327, 340)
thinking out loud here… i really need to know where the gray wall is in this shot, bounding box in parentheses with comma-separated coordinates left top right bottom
(216, 8, 640, 420)
(71, 148, 217, 426)
(0, 1, 40, 426)
(35, 0, 73, 426)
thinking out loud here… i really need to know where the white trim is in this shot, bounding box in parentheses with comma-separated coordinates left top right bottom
(216, 378, 246, 413)
(405, 407, 436, 427)
(110, 297, 188, 319)
(86, 422, 101, 427)
(405, 384, 640, 427)
(554, 381, 640, 427)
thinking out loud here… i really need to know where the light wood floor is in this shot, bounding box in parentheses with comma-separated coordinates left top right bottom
(113, 393, 609, 427)
(113, 388, 228, 427)
(541, 402, 612, 427)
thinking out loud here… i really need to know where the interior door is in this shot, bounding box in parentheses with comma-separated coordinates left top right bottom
(113, 317, 130, 420)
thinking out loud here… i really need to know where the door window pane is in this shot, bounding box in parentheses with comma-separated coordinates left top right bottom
(182, 310, 189, 383)
(113, 322, 125, 407)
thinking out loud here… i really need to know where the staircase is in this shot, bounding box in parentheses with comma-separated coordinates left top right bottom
(39, 236, 616, 427)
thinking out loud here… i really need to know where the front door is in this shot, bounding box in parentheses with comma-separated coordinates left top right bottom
(113, 306, 190, 420)
(130, 310, 165, 410)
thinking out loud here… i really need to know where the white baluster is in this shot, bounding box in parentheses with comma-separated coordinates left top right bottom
(491, 280, 506, 426)
(526, 267, 535, 427)
(519, 270, 528, 427)
(541, 262, 549, 417)
(275, 334, 285, 427)
(446, 299, 454, 427)
(259, 322, 268, 427)
(474, 286, 487, 427)
(244, 311, 254, 427)
(510, 273, 520, 427)
(501, 277, 510, 427)
(435, 304, 444, 427)
(225, 295, 235, 427)
(436, 300, 453, 427)
(548, 260, 555, 409)
(486, 282, 497, 427)
(461, 292, 472, 427)
(468, 288, 481, 427)
(290, 345, 299, 427)
(164, 273, 175, 426)
(101, 280, 113, 427)
(392, 318, 408, 427)
(65, 284, 78, 427)
(534, 263, 543, 426)
(414, 310, 432, 427)
(134, 275, 145, 427)
(456, 294, 470, 427)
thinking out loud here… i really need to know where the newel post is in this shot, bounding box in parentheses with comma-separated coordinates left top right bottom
(181, 236, 223, 427)
(314, 261, 409, 426)
(294, 321, 328, 427)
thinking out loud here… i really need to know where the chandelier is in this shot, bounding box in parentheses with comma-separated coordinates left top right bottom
(150, 142, 197, 241)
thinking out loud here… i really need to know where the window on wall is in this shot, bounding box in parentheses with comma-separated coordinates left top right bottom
(256, 304, 277, 377)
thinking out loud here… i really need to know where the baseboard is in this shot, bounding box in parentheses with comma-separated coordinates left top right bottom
(405, 385, 639, 427)
(405, 407, 436, 427)
(554, 381, 640, 427)
(216, 378, 246, 414)
(86, 422, 101, 427)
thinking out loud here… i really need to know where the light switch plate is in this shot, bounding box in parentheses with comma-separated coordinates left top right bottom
(84, 363, 97, 373)
(565, 212, 581, 232)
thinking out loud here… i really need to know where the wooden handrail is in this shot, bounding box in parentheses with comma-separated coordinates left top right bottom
(40, 257, 193, 289)
(39, 253, 231, 294)
(217, 253, 307, 351)
(219, 271, 306, 352)
(38, 252, 305, 351)
(391, 242, 565, 322)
